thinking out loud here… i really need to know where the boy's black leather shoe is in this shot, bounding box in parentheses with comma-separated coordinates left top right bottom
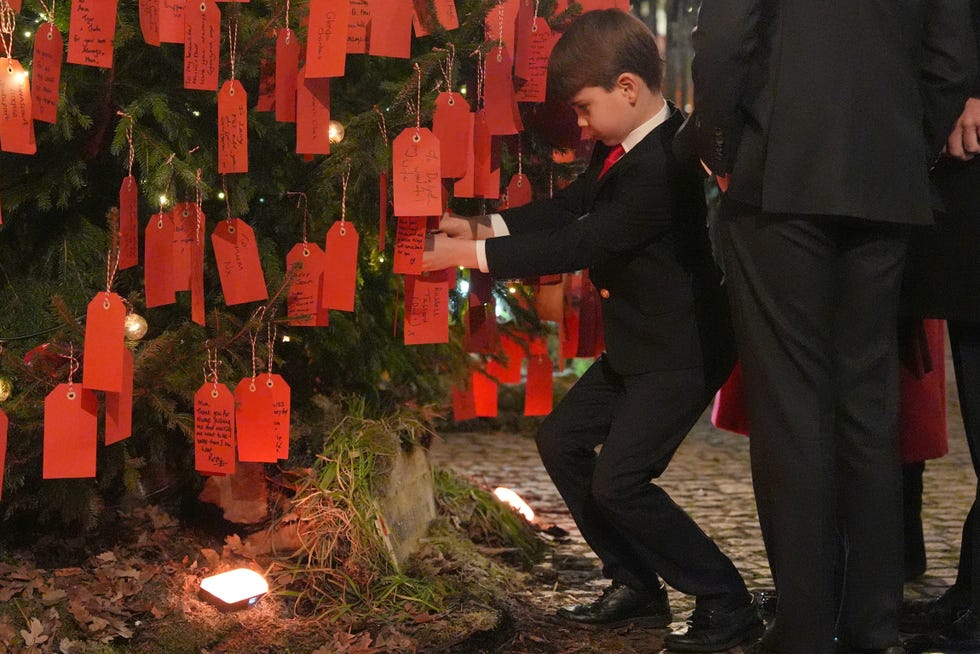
(663, 595, 763, 652)
(556, 581, 671, 627)
(901, 586, 969, 632)
(904, 608, 980, 653)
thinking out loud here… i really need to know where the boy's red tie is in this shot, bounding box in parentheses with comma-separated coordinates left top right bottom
(598, 144, 626, 179)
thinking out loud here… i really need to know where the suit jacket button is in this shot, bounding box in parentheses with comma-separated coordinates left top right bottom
(599, 289, 610, 299)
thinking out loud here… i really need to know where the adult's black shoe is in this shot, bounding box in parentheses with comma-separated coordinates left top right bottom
(904, 608, 980, 653)
(663, 595, 764, 652)
(556, 581, 671, 627)
(837, 644, 905, 654)
(901, 586, 970, 633)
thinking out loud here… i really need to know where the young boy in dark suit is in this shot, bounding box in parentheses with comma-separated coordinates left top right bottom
(422, 9, 760, 652)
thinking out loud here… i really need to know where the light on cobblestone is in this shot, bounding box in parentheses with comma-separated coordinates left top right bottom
(494, 487, 535, 522)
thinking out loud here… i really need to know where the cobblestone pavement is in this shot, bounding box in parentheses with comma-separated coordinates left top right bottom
(429, 360, 976, 652)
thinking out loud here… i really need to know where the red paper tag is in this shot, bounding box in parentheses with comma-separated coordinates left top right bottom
(171, 202, 195, 291)
(82, 292, 126, 392)
(505, 173, 533, 208)
(31, 24, 63, 123)
(433, 92, 471, 179)
(211, 218, 269, 305)
(404, 271, 450, 345)
(472, 369, 498, 417)
(296, 69, 331, 154)
(159, 0, 187, 43)
(393, 128, 442, 216)
(451, 381, 477, 422)
(105, 347, 134, 444)
(473, 111, 500, 199)
(524, 353, 553, 416)
(235, 376, 277, 462)
(367, 0, 413, 58)
(183, 0, 221, 90)
(119, 177, 139, 269)
(67, 0, 118, 68)
(322, 221, 359, 311)
(562, 274, 581, 358)
(515, 19, 557, 103)
(306, 0, 349, 78)
(453, 112, 477, 198)
(497, 333, 526, 383)
(484, 46, 521, 136)
(275, 29, 300, 122)
(286, 242, 329, 326)
(145, 212, 177, 308)
(0, 408, 7, 501)
(463, 270, 498, 353)
(378, 172, 389, 251)
(393, 216, 426, 275)
(256, 372, 290, 459)
(43, 384, 98, 479)
(195, 383, 236, 475)
(218, 80, 248, 173)
(412, 0, 458, 36)
(139, 0, 161, 45)
(347, 0, 369, 54)
(0, 60, 36, 155)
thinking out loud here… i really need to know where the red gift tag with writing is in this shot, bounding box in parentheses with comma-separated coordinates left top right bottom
(412, 0, 458, 36)
(433, 92, 471, 179)
(0, 60, 36, 155)
(393, 128, 442, 216)
(145, 212, 177, 308)
(82, 292, 126, 392)
(235, 376, 277, 462)
(43, 384, 98, 479)
(452, 381, 477, 422)
(139, 0, 161, 45)
(31, 24, 63, 124)
(171, 202, 195, 292)
(184, 0, 221, 91)
(347, 0, 370, 54)
(472, 369, 499, 417)
(393, 216, 426, 275)
(0, 409, 7, 501)
(473, 111, 500, 199)
(67, 0, 119, 68)
(484, 46, 521, 136)
(218, 80, 249, 173)
(505, 173, 533, 208)
(453, 112, 477, 198)
(379, 172, 389, 250)
(404, 271, 450, 345)
(286, 242, 329, 326)
(257, 372, 291, 459)
(211, 218, 268, 305)
(368, 0, 413, 58)
(119, 177, 139, 269)
(276, 29, 300, 122)
(195, 383, 236, 475)
(306, 0, 349, 78)
(159, 0, 187, 43)
(524, 353, 553, 416)
(296, 69, 331, 154)
(105, 347, 134, 445)
(322, 221, 359, 311)
(515, 19, 557, 103)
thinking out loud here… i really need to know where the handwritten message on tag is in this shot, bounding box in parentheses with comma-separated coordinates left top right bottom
(306, 0, 349, 78)
(218, 80, 248, 173)
(393, 128, 441, 216)
(257, 372, 290, 459)
(43, 384, 99, 479)
(275, 29, 300, 122)
(194, 383, 236, 475)
(67, 0, 119, 68)
(235, 377, 277, 462)
(145, 212, 177, 308)
(0, 60, 37, 155)
(286, 242, 329, 326)
(296, 69, 331, 155)
(184, 0, 221, 90)
(393, 216, 426, 275)
(515, 19, 557, 103)
(139, 0, 161, 45)
(321, 221, 359, 311)
(82, 292, 126, 392)
(211, 218, 269, 305)
(105, 348, 134, 445)
(31, 24, 63, 123)
(347, 0, 369, 54)
(404, 271, 449, 345)
(159, 0, 187, 43)
(412, 0, 458, 36)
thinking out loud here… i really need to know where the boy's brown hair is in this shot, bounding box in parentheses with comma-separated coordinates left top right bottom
(547, 9, 664, 103)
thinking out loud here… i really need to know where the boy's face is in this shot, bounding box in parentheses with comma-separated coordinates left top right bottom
(569, 82, 635, 146)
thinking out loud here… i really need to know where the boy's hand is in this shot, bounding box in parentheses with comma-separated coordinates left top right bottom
(947, 98, 980, 161)
(422, 232, 479, 271)
(439, 213, 494, 240)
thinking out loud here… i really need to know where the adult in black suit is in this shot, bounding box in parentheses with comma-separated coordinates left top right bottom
(902, 2, 980, 649)
(424, 10, 760, 652)
(689, 1, 976, 653)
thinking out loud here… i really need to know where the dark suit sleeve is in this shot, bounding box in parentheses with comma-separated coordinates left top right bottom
(497, 151, 601, 235)
(485, 157, 673, 279)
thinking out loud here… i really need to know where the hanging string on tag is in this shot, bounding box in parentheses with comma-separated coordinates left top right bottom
(0, 1, 17, 61)
(37, 0, 57, 23)
(246, 305, 267, 384)
(286, 191, 309, 247)
(434, 43, 455, 92)
(549, 164, 554, 199)
(495, 0, 505, 60)
(517, 135, 524, 182)
(227, 20, 239, 83)
(340, 158, 351, 233)
(475, 49, 486, 109)
(283, 0, 291, 35)
(204, 345, 221, 395)
(63, 344, 79, 399)
(106, 208, 120, 293)
(161, 152, 176, 214)
(194, 168, 204, 243)
(532, 0, 541, 30)
(373, 105, 389, 147)
(266, 315, 277, 375)
(412, 62, 422, 138)
(222, 174, 232, 225)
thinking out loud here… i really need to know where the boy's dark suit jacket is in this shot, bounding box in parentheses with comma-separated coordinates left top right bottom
(485, 104, 734, 383)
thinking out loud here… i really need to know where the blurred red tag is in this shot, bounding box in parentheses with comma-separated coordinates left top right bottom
(393, 128, 442, 216)
(515, 19, 557, 103)
(0, 409, 7, 500)
(505, 173, 533, 207)
(347, 0, 369, 53)
(453, 112, 477, 198)
(275, 28, 300, 122)
(464, 270, 497, 353)
(257, 372, 291, 459)
(171, 202, 195, 292)
(31, 24, 63, 124)
(472, 369, 498, 417)
(194, 383, 236, 475)
(286, 242, 329, 326)
(218, 80, 248, 173)
(139, 0, 161, 45)
(484, 46, 521, 136)
(67, 0, 118, 68)
(105, 348, 134, 445)
(393, 216, 426, 275)
(145, 212, 177, 308)
(183, 0, 220, 90)
(524, 353, 553, 416)
(236, 376, 277, 462)
(412, 0, 458, 36)
(561, 274, 581, 358)
(82, 292, 126, 392)
(159, 0, 187, 43)
(473, 111, 500, 199)
(119, 177, 140, 269)
(43, 384, 98, 479)
(368, 0, 413, 58)
(306, 0, 349, 78)
(379, 172, 389, 250)
(452, 381, 477, 422)
(433, 92, 470, 179)
(322, 221, 359, 311)
(296, 69, 331, 154)
(0, 60, 36, 154)
(211, 218, 268, 305)
(497, 333, 526, 383)
(404, 271, 450, 345)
